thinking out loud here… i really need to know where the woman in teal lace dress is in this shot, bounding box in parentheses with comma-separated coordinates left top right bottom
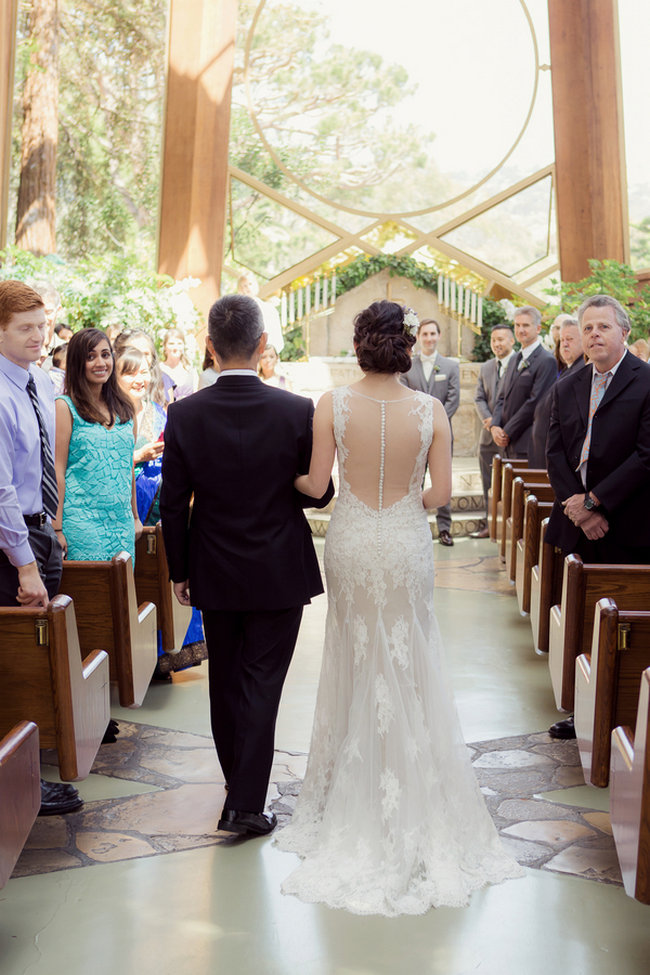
(53, 329, 142, 561)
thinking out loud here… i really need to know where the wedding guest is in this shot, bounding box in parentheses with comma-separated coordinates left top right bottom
(0, 279, 82, 815)
(628, 338, 649, 361)
(114, 329, 171, 406)
(53, 328, 141, 562)
(161, 327, 198, 400)
(237, 271, 285, 353)
(115, 347, 165, 524)
(199, 346, 219, 388)
(258, 344, 291, 390)
(49, 343, 68, 394)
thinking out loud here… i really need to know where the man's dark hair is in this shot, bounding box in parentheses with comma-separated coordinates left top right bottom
(491, 324, 514, 334)
(208, 295, 264, 361)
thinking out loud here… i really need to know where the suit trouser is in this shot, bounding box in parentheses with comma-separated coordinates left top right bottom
(478, 441, 500, 521)
(202, 605, 303, 813)
(0, 523, 62, 606)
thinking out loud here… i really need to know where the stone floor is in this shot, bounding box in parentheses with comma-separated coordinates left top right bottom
(18, 724, 620, 889)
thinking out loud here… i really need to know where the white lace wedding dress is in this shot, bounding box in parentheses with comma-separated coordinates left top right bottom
(275, 386, 524, 915)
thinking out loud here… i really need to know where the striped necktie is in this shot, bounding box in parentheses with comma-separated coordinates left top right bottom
(26, 375, 58, 519)
(578, 371, 612, 468)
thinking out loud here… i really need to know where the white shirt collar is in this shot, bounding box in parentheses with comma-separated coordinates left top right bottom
(521, 338, 541, 360)
(592, 349, 627, 380)
(216, 368, 258, 380)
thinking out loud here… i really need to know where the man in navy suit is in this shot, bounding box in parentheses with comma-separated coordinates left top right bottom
(472, 324, 516, 537)
(160, 295, 333, 836)
(491, 306, 557, 459)
(402, 319, 460, 545)
(545, 294, 650, 739)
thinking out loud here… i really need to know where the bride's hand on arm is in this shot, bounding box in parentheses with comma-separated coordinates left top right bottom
(294, 392, 336, 498)
(422, 399, 452, 510)
(53, 398, 72, 559)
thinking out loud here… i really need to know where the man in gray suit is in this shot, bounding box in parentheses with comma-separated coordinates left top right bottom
(472, 324, 516, 537)
(491, 306, 557, 459)
(402, 318, 460, 545)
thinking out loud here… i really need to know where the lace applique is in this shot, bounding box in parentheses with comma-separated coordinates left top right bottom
(375, 674, 395, 736)
(388, 617, 409, 670)
(379, 768, 400, 821)
(353, 615, 368, 667)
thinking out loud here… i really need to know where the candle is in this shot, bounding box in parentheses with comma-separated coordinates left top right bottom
(470, 291, 477, 323)
(305, 284, 311, 316)
(323, 277, 328, 307)
(281, 293, 287, 331)
(437, 274, 443, 305)
(297, 287, 303, 321)
(450, 280, 456, 313)
(464, 288, 471, 319)
(289, 290, 295, 324)
(477, 297, 483, 331)
(331, 272, 336, 304)
(444, 276, 450, 308)
(314, 279, 320, 312)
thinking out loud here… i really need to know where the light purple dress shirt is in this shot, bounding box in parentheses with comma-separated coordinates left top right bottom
(0, 353, 55, 566)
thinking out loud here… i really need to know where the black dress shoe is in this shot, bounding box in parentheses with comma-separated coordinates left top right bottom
(102, 718, 120, 744)
(470, 526, 490, 539)
(217, 809, 277, 836)
(549, 715, 576, 740)
(39, 779, 84, 816)
(438, 530, 454, 546)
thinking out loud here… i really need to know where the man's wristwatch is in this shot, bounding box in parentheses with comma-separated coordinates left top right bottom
(583, 492, 598, 511)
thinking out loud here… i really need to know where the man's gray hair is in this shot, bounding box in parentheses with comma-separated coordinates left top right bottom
(577, 294, 631, 335)
(514, 305, 541, 326)
(208, 294, 264, 360)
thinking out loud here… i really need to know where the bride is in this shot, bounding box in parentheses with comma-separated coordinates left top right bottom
(275, 300, 524, 915)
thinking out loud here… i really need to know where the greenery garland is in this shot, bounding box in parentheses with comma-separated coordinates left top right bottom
(333, 254, 508, 362)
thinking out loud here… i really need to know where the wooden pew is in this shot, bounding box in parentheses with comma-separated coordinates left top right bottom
(548, 556, 650, 711)
(61, 551, 157, 709)
(135, 524, 192, 654)
(529, 518, 564, 654)
(0, 721, 40, 888)
(515, 495, 554, 616)
(499, 464, 548, 563)
(575, 600, 650, 787)
(507, 478, 554, 585)
(0, 596, 109, 780)
(489, 453, 503, 541)
(610, 667, 650, 904)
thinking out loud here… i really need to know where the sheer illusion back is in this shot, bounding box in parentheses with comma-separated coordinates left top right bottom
(336, 386, 428, 511)
(276, 385, 523, 916)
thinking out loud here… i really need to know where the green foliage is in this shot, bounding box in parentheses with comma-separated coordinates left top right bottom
(334, 254, 441, 296)
(0, 246, 201, 358)
(280, 323, 306, 362)
(544, 259, 650, 341)
(11, 1, 166, 262)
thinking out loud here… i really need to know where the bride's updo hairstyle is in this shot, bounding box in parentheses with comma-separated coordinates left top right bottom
(353, 300, 416, 374)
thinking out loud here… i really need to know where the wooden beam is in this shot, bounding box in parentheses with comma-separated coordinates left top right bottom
(0, 0, 18, 251)
(548, 0, 629, 283)
(158, 0, 238, 321)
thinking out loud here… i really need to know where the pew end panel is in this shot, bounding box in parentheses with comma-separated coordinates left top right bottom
(550, 558, 650, 712)
(61, 552, 157, 709)
(489, 454, 503, 541)
(516, 497, 553, 617)
(135, 525, 192, 653)
(0, 721, 40, 889)
(0, 597, 109, 780)
(576, 600, 650, 788)
(610, 668, 650, 904)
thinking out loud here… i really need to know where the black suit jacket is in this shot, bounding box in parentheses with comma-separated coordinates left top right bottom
(545, 351, 650, 553)
(159, 375, 333, 611)
(527, 357, 587, 468)
(492, 344, 557, 456)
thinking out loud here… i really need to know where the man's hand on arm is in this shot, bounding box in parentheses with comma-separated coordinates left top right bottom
(491, 426, 509, 448)
(16, 562, 49, 608)
(482, 416, 492, 430)
(581, 511, 609, 541)
(173, 580, 192, 606)
(562, 493, 598, 527)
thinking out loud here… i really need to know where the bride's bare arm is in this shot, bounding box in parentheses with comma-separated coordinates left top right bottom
(422, 398, 452, 510)
(295, 392, 336, 497)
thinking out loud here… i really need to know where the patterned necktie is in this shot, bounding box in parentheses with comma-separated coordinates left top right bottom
(578, 371, 612, 468)
(26, 375, 58, 519)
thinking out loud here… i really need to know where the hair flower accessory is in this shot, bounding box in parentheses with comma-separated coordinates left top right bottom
(403, 308, 419, 335)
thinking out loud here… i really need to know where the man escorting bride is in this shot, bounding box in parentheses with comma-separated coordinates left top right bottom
(275, 300, 523, 915)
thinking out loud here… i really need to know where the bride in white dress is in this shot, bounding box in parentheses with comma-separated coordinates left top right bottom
(275, 301, 523, 916)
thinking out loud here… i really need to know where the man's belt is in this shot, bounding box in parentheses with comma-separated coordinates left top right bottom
(24, 512, 48, 528)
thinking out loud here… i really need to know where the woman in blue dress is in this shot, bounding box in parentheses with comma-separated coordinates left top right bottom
(52, 329, 142, 561)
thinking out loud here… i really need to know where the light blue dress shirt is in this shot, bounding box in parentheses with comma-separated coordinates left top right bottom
(0, 353, 55, 566)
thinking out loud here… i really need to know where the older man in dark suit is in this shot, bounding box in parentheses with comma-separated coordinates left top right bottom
(160, 295, 333, 835)
(491, 305, 557, 460)
(545, 294, 650, 739)
(402, 318, 460, 545)
(472, 324, 516, 537)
